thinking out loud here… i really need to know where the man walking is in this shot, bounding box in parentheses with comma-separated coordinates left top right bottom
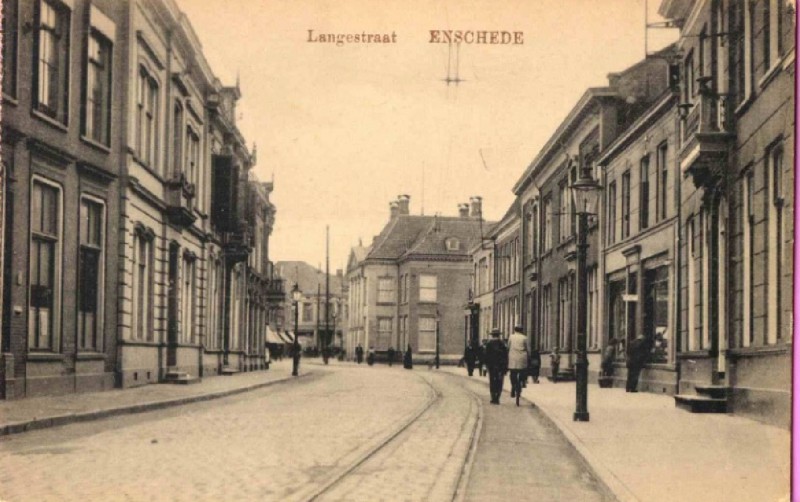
(484, 329, 508, 405)
(464, 342, 477, 377)
(387, 346, 396, 367)
(507, 326, 530, 406)
(355, 344, 364, 364)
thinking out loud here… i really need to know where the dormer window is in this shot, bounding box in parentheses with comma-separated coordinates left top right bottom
(445, 237, 460, 251)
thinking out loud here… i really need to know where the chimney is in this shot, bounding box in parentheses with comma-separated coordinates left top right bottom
(390, 200, 399, 219)
(458, 203, 470, 218)
(397, 194, 410, 215)
(469, 196, 483, 218)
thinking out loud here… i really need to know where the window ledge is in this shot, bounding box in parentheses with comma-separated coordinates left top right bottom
(31, 109, 69, 132)
(80, 135, 112, 154)
(2, 94, 18, 106)
(26, 352, 65, 362)
(734, 93, 755, 117)
(376, 302, 396, 306)
(728, 345, 790, 358)
(758, 60, 783, 90)
(782, 48, 795, 71)
(76, 352, 106, 361)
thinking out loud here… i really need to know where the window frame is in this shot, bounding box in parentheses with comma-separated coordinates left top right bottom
(640, 154, 650, 231)
(33, 0, 72, 125)
(418, 316, 436, 352)
(83, 28, 113, 146)
(28, 176, 63, 352)
(419, 274, 437, 303)
(2, 0, 20, 99)
(77, 195, 106, 352)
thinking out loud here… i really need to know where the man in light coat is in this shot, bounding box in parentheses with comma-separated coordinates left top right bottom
(507, 325, 530, 406)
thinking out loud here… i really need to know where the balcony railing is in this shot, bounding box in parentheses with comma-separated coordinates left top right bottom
(681, 90, 733, 145)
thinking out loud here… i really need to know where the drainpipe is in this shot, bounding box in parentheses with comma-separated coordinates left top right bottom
(674, 107, 683, 392)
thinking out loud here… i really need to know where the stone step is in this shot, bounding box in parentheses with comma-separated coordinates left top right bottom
(674, 394, 728, 413)
(694, 384, 730, 399)
(163, 372, 201, 385)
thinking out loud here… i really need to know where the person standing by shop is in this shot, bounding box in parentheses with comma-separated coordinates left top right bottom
(484, 329, 508, 405)
(387, 346, 396, 367)
(403, 345, 413, 369)
(529, 347, 541, 384)
(355, 344, 364, 364)
(626, 334, 650, 392)
(507, 326, 530, 406)
(550, 348, 561, 382)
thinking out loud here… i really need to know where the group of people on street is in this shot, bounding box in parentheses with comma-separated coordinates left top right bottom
(469, 325, 652, 404)
(354, 343, 413, 370)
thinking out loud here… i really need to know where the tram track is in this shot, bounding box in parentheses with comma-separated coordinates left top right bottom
(294, 372, 485, 502)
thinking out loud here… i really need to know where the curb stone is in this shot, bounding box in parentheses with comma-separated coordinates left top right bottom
(0, 371, 312, 437)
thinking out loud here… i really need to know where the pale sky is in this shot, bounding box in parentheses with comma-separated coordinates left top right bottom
(177, 0, 677, 271)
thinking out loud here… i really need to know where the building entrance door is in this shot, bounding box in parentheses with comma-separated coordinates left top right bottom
(167, 243, 179, 368)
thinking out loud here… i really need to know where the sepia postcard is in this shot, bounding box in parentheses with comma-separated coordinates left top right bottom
(0, 0, 795, 501)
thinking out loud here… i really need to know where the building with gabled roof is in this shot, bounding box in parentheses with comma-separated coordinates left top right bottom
(345, 195, 493, 363)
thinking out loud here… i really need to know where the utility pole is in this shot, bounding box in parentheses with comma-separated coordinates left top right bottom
(325, 225, 330, 364)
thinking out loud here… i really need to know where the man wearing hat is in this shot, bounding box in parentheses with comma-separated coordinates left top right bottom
(484, 328, 508, 404)
(508, 325, 530, 406)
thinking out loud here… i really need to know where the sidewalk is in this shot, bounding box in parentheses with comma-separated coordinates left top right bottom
(0, 361, 307, 436)
(441, 367, 790, 502)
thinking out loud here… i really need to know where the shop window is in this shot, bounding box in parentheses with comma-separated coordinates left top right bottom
(78, 197, 104, 351)
(29, 179, 62, 351)
(644, 266, 669, 363)
(418, 316, 436, 352)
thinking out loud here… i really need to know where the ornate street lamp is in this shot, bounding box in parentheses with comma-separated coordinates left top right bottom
(571, 169, 602, 422)
(292, 283, 302, 377)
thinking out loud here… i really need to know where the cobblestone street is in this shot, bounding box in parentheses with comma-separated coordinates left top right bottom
(0, 364, 607, 502)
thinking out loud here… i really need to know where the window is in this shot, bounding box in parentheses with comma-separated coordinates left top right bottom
(542, 195, 552, 251)
(418, 316, 436, 352)
(181, 254, 196, 344)
(530, 203, 538, 260)
(136, 67, 159, 167)
(559, 181, 571, 242)
(445, 237, 460, 251)
(29, 179, 62, 350)
(763, 0, 783, 71)
(734, 0, 755, 104)
(302, 303, 313, 322)
(377, 317, 393, 349)
(419, 274, 437, 302)
(587, 266, 598, 349)
(78, 198, 104, 351)
(656, 143, 668, 221)
(186, 127, 200, 188)
(173, 102, 184, 176)
(378, 277, 394, 303)
(621, 171, 631, 239)
(742, 171, 754, 347)
(683, 50, 695, 103)
(542, 284, 552, 350)
(2, 0, 19, 97)
(766, 144, 784, 344)
(84, 31, 112, 145)
(133, 228, 154, 341)
(644, 266, 669, 363)
(34, 0, 71, 123)
(607, 181, 617, 244)
(639, 155, 650, 231)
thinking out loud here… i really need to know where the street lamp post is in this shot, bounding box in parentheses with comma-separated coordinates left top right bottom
(435, 310, 440, 369)
(332, 311, 337, 355)
(292, 283, 302, 377)
(571, 169, 602, 422)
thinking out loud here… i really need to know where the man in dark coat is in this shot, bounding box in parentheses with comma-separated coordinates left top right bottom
(403, 345, 413, 369)
(464, 342, 477, 377)
(387, 346, 396, 367)
(626, 335, 650, 392)
(484, 329, 508, 405)
(528, 348, 541, 383)
(355, 344, 364, 364)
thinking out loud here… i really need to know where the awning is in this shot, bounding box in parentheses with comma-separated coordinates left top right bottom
(280, 331, 295, 344)
(266, 327, 284, 344)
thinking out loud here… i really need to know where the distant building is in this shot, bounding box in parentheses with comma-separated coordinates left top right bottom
(276, 261, 346, 352)
(347, 195, 493, 363)
(468, 222, 495, 343)
(490, 200, 521, 340)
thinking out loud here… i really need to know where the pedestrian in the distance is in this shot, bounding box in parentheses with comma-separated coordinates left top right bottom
(476, 341, 486, 377)
(484, 329, 508, 405)
(507, 326, 530, 406)
(601, 338, 617, 377)
(356, 344, 364, 364)
(367, 347, 375, 366)
(403, 344, 413, 369)
(464, 342, 477, 377)
(550, 348, 561, 383)
(387, 346, 396, 367)
(529, 347, 541, 384)
(626, 334, 650, 392)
